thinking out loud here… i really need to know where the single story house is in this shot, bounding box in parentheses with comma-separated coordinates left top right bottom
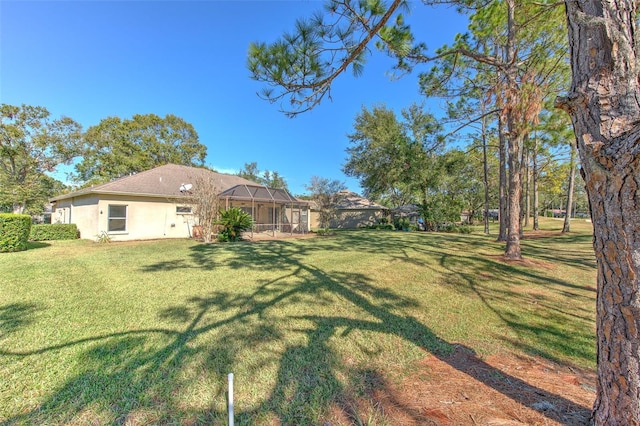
(50, 164, 309, 241)
(310, 190, 389, 229)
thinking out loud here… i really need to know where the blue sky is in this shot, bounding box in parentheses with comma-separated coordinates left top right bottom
(1, 1, 468, 195)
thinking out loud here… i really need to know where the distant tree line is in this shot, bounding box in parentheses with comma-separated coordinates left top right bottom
(0, 104, 292, 218)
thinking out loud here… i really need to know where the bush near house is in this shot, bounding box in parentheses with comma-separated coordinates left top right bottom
(30, 224, 79, 241)
(0, 213, 32, 252)
(216, 207, 254, 242)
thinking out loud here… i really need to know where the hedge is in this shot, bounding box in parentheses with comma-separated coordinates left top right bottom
(30, 224, 79, 241)
(0, 214, 32, 253)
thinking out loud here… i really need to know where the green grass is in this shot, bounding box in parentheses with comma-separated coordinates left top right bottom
(0, 218, 596, 424)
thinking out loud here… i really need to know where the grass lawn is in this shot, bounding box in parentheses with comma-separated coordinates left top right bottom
(0, 218, 596, 425)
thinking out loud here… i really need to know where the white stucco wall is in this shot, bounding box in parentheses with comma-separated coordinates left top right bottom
(54, 194, 195, 241)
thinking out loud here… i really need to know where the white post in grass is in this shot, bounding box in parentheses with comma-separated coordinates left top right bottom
(228, 373, 234, 426)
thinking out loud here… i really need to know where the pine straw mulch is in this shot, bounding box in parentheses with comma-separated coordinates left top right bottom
(328, 345, 595, 425)
(256, 228, 596, 425)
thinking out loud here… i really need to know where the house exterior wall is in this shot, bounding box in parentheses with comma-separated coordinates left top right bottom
(228, 200, 310, 233)
(53, 194, 195, 241)
(329, 209, 386, 229)
(309, 210, 321, 230)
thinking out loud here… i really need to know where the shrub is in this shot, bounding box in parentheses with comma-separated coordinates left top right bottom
(394, 217, 411, 231)
(95, 231, 111, 243)
(458, 224, 473, 234)
(442, 223, 473, 234)
(216, 208, 253, 242)
(315, 227, 335, 236)
(0, 214, 32, 252)
(30, 224, 79, 241)
(360, 222, 395, 231)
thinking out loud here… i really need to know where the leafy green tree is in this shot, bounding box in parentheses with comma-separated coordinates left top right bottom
(249, 0, 568, 259)
(76, 114, 206, 184)
(262, 170, 288, 190)
(0, 104, 83, 214)
(237, 162, 289, 190)
(344, 103, 443, 208)
(237, 161, 261, 183)
(304, 176, 347, 229)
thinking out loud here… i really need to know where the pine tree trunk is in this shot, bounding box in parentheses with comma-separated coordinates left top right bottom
(503, 0, 522, 259)
(559, 1, 640, 423)
(504, 132, 522, 259)
(562, 143, 576, 233)
(533, 134, 539, 231)
(482, 114, 490, 235)
(524, 147, 530, 228)
(498, 111, 508, 242)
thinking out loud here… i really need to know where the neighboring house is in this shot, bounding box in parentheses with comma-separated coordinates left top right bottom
(50, 164, 309, 241)
(392, 204, 423, 228)
(309, 190, 388, 229)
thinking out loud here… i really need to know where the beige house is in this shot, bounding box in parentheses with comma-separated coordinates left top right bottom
(50, 164, 309, 241)
(310, 191, 389, 229)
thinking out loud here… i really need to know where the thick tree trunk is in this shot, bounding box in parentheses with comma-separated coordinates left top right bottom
(562, 143, 576, 233)
(533, 135, 540, 230)
(498, 112, 508, 242)
(504, 132, 523, 259)
(482, 114, 490, 235)
(524, 147, 530, 228)
(503, 0, 522, 260)
(559, 1, 640, 424)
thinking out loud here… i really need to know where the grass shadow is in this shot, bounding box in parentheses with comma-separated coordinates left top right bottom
(3, 230, 594, 424)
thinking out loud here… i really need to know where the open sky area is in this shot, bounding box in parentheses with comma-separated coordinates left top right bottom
(1, 1, 469, 195)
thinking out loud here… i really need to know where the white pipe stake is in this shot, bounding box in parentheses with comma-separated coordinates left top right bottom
(228, 373, 234, 426)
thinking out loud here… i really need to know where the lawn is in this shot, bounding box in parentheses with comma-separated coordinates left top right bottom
(0, 219, 597, 425)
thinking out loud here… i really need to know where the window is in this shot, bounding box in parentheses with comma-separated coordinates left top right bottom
(176, 206, 193, 214)
(108, 205, 127, 232)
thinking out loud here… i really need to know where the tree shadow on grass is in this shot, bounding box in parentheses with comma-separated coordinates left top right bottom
(0, 302, 40, 338)
(25, 241, 51, 250)
(2, 232, 593, 424)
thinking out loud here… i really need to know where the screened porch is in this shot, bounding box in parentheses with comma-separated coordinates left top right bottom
(219, 184, 309, 238)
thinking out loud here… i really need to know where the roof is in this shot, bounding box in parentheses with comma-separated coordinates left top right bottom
(392, 204, 422, 217)
(334, 191, 387, 210)
(219, 184, 301, 203)
(50, 164, 301, 203)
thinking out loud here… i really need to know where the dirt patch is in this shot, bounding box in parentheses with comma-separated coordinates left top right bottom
(329, 346, 595, 425)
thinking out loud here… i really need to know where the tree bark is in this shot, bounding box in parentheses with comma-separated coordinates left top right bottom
(562, 143, 576, 233)
(504, 132, 523, 259)
(498, 110, 509, 242)
(524, 146, 530, 229)
(502, 0, 524, 259)
(482, 112, 490, 235)
(533, 134, 540, 231)
(558, 1, 640, 423)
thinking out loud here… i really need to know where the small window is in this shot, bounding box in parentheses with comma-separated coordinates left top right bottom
(108, 205, 127, 232)
(176, 206, 193, 214)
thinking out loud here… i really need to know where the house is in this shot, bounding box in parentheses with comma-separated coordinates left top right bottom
(50, 164, 309, 241)
(310, 190, 389, 229)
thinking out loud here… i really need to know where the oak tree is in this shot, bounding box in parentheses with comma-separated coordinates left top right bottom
(0, 104, 82, 214)
(76, 113, 206, 184)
